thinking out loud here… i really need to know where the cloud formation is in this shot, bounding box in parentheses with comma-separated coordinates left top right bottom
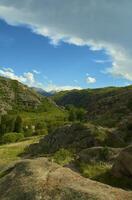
(86, 76, 96, 84)
(0, 68, 37, 86)
(0, 67, 81, 91)
(94, 60, 111, 64)
(0, 1, 132, 80)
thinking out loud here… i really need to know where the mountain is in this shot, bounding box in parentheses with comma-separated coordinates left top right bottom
(0, 76, 57, 114)
(31, 87, 54, 97)
(0, 77, 132, 198)
(53, 86, 132, 127)
(0, 76, 66, 130)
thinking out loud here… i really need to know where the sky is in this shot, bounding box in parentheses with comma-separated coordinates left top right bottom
(0, 0, 132, 91)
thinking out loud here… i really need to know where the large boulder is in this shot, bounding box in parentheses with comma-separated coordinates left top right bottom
(111, 145, 132, 178)
(0, 158, 132, 200)
(27, 123, 111, 156)
(78, 147, 121, 164)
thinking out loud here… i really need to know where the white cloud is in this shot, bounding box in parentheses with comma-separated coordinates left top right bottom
(0, 67, 81, 91)
(33, 69, 40, 74)
(2, 67, 14, 73)
(94, 59, 111, 64)
(0, 67, 38, 87)
(74, 80, 78, 83)
(86, 76, 96, 84)
(44, 83, 82, 92)
(0, 1, 132, 80)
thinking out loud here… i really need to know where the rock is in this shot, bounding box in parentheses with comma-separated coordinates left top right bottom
(28, 123, 111, 156)
(0, 158, 132, 200)
(78, 147, 121, 164)
(111, 145, 132, 178)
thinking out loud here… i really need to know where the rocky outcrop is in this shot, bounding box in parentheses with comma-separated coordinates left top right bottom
(0, 76, 58, 113)
(78, 147, 121, 164)
(111, 145, 132, 179)
(27, 123, 111, 156)
(0, 158, 132, 200)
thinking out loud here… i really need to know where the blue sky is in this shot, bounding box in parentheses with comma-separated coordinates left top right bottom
(0, 1, 132, 91)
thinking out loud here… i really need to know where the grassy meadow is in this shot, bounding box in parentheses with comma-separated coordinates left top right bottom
(0, 136, 41, 172)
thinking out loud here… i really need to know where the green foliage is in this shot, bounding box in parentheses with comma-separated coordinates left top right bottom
(94, 170, 132, 190)
(14, 116, 23, 133)
(47, 120, 66, 133)
(23, 126, 33, 137)
(100, 146, 109, 161)
(67, 105, 86, 122)
(52, 148, 74, 165)
(127, 98, 132, 110)
(53, 85, 132, 127)
(0, 115, 15, 135)
(0, 136, 41, 171)
(78, 161, 132, 190)
(34, 129, 48, 136)
(78, 162, 111, 179)
(1, 132, 24, 144)
(35, 122, 46, 130)
(68, 107, 77, 121)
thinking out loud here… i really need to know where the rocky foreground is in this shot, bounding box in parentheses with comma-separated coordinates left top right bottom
(0, 158, 132, 200)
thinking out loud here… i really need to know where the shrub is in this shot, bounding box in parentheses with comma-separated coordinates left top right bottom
(78, 162, 111, 179)
(34, 129, 48, 136)
(68, 105, 86, 122)
(1, 132, 24, 144)
(0, 115, 15, 135)
(14, 116, 23, 133)
(100, 146, 109, 161)
(35, 122, 47, 130)
(47, 120, 64, 133)
(52, 148, 74, 165)
(23, 129, 33, 137)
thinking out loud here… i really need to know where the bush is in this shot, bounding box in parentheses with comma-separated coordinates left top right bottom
(14, 116, 23, 133)
(52, 148, 74, 166)
(78, 162, 111, 179)
(67, 105, 86, 122)
(34, 129, 48, 136)
(1, 132, 24, 144)
(0, 115, 15, 135)
(100, 146, 109, 161)
(23, 129, 33, 137)
(47, 120, 64, 133)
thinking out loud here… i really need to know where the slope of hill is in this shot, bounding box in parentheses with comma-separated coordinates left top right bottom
(53, 86, 132, 127)
(0, 76, 49, 113)
(0, 76, 67, 135)
(31, 87, 54, 97)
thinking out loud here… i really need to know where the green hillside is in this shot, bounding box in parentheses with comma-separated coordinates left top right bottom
(0, 77, 67, 141)
(53, 86, 132, 127)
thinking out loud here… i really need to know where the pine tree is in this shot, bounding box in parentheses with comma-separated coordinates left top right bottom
(14, 116, 23, 133)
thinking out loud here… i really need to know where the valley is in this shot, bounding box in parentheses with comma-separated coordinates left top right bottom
(0, 77, 132, 200)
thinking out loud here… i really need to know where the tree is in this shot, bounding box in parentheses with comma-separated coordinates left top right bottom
(14, 116, 23, 133)
(0, 115, 15, 135)
(76, 108, 86, 122)
(67, 105, 86, 122)
(68, 107, 77, 121)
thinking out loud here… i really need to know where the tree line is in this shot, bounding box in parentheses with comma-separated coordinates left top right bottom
(0, 115, 22, 136)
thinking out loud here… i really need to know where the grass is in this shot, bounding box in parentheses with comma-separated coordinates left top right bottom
(11, 109, 67, 125)
(78, 162, 132, 190)
(51, 148, 75, 166)
(0, 136, 41, 172)
(79, 162, 111, 178)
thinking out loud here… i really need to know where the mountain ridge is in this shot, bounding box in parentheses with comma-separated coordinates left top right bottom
(53, 85, 132, 127)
